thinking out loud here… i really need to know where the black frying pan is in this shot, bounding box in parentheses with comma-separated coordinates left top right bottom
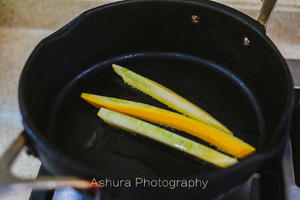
(1, 0, 294, 199)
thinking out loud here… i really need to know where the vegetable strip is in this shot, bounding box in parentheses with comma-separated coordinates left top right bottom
(113, 64, 232, 135)
(98, 108, 237, 168)
(81, 93, 255, 158)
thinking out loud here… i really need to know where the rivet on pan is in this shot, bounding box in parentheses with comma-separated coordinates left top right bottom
(191, 15, 200, 23)
(243, 37, 250, 46)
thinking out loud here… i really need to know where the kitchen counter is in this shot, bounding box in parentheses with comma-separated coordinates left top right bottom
(0, 27, 52, 200)
(0, 1, 299, 199)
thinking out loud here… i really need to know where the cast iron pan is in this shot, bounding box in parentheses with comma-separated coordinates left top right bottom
(14, 0, 294, 198)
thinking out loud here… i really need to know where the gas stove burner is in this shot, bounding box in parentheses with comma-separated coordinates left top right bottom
(283, 138, 300, 200)
(52, 188, 101, 200)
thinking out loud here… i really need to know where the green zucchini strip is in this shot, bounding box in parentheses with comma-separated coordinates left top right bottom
(98, 108, 237, 168)
(112, 64, 232, 135)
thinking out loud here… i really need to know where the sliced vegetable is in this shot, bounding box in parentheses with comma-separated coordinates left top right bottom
(112, 64, 232, 135)
(98, 108, 237, 168)
(81, 93, 255, 158)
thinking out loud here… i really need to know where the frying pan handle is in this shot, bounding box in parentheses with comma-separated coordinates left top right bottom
(257, 0, 277, 27)
(0, 131, 92, 197)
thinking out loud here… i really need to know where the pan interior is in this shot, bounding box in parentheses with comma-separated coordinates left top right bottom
(46, 52, 264, 178)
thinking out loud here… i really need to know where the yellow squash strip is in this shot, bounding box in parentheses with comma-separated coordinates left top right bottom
(112, 64, 233, 135)
(98, 108, 237, 168)
(81, 93, 255, 158)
